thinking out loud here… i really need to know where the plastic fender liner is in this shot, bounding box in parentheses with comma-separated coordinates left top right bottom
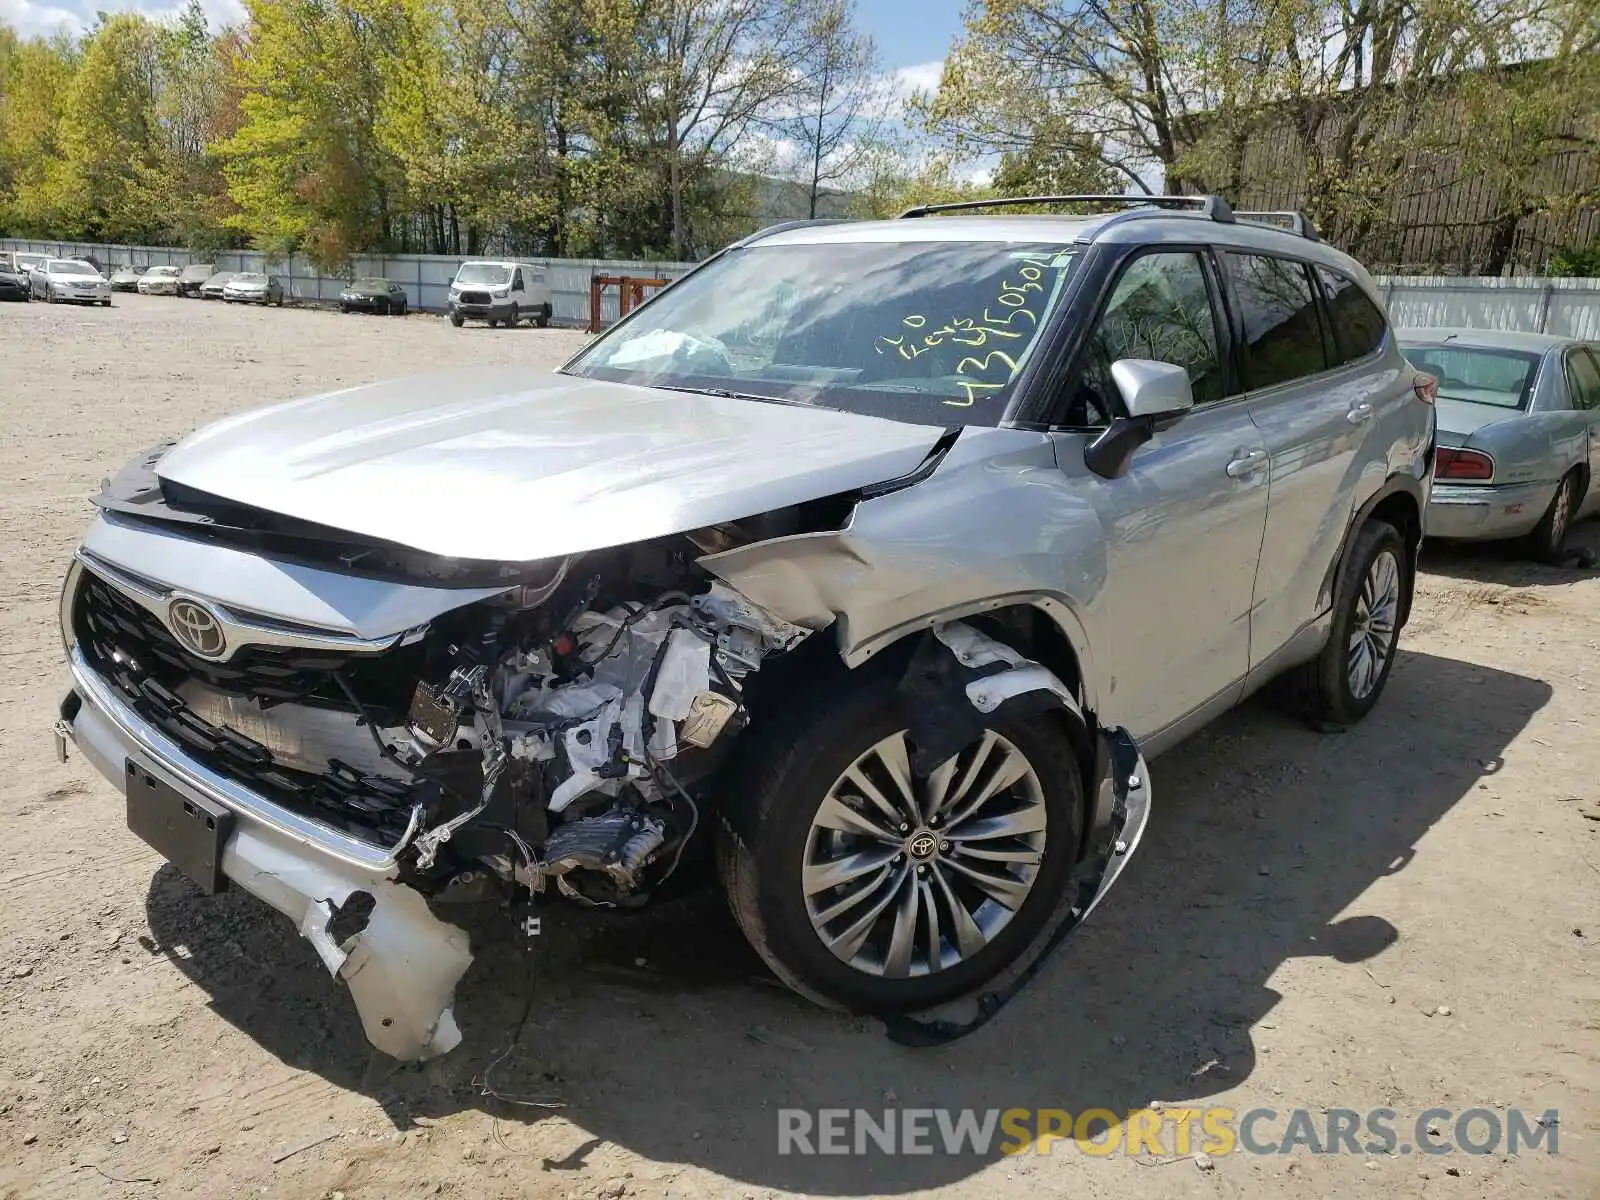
(881, 622, 1151, 1046)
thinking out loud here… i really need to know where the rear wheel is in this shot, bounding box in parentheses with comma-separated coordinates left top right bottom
(1278, 519, 1405, 727)
(1522, 470, 1580, 563)
(534, 303, 551, 327)
(717, 663, 1082, 1013)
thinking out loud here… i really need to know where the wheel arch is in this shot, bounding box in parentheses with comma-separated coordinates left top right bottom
(751, 597, 1103, 863)
(1333, 476, 1424, 631)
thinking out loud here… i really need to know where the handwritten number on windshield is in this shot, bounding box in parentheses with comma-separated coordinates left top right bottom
(868, 258, 1055, 406)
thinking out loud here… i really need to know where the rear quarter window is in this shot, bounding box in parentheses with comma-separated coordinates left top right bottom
(1315, 266, 1388, 365)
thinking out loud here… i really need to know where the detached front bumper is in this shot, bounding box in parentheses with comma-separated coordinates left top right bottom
(57, 640, 473, 1061)
(1427, 479, 1555, 541)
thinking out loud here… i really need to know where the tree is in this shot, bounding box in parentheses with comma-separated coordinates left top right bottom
(991, 117, 1120, 194)
(0, 34, 78, 235)
(57, 13, 169, 241)
(589, 0, 814, 258)
(915, 0, 1287, 194)
(849, 149, 993, 219)
(781, 0, 885, 218)
(222, 0, 414, 266)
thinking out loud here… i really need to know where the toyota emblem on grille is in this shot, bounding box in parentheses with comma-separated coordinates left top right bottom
(167, 599, 226, 658)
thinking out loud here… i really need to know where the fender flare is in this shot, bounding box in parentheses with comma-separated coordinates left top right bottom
(1327, 472, 1426, 627)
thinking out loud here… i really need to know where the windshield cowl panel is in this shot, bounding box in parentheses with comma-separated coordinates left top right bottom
(564, 240, 1080, 429)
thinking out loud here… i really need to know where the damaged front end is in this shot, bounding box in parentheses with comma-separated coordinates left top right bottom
(59, 452, 1148, 1060)
(59, 489, 818, 1059)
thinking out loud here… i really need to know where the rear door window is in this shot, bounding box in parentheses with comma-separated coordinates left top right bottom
(1314, 266, 1388, 365)
(1223, 253, 1328, 389)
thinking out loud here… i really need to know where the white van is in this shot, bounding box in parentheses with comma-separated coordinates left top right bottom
(447, 260, 553, 328)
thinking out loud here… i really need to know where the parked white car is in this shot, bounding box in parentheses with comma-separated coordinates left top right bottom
(447, 260, 552, 327)
(32, 259, 111, 305)
(137, 266, 182, 296)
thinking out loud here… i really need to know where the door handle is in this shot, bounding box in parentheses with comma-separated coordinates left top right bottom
(1347, 402, 1374, 424)
(1225, 450, 1268, 479)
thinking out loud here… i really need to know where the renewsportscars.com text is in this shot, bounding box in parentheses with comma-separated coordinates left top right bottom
(776, 1106, 1560, 1158)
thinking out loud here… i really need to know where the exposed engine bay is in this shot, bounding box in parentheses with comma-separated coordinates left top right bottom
(74, 520, 812, 907)
(382, 559, 812, 907)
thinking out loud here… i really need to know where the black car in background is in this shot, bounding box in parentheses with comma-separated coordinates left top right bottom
(176, 263, 214, 297)
(0, 252, 30, 301)
(339, 277, 409, 314)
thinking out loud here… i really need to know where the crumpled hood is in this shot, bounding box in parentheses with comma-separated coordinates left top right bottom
(155, 367, 948, 561)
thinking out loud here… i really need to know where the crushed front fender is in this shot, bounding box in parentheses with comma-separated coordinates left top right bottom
(880, 626, 1152, 1046)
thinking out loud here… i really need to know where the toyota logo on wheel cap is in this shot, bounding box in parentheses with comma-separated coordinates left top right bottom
(167, 599, 226, 658)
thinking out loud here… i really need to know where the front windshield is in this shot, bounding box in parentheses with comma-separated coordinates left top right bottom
(150, 267, 178, 277)
(1402, 345, 1541, 410)
(456, 264, 511, 286)
(233, 273, 266, 284)
(565, 240, 1080, 426)
(354, 277, 388, 290)
(50, 260, 92, 274)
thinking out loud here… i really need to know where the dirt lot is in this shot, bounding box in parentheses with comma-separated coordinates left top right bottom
(0, 295, 1596, 1200)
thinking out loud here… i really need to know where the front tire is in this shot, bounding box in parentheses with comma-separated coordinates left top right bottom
(449, 311, 464, 328)
(1279, 519, 1406, 727)
(717, 662, 1082, 1014)
(1522, 470, 1580, 563)
(507, 302, 519, 328)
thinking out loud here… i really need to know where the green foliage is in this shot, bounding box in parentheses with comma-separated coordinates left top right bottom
(1548, 245, 1600, 277)
(921, 0, 1600, 273)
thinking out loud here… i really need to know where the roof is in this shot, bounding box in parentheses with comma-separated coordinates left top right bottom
(1397, 327, 1581, 353)
(752, 209, 1375, 282)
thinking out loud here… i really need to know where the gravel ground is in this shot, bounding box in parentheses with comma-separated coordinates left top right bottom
(0, 295, 1596, 1200)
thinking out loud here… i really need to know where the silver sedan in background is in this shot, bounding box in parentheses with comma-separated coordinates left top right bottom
(1401, 329, 1600, 560)
(222, 272, 284, 305)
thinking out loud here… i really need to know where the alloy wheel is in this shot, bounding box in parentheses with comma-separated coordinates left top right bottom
(1347, 548, 1400, 700)
(802, 729, 1047, 979)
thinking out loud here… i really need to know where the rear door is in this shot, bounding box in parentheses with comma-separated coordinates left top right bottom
(1231, 255, 1400, 669)
(1055, 247, 1270, 743)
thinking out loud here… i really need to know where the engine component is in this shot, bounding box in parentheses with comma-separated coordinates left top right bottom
(534, 809, 667, 891)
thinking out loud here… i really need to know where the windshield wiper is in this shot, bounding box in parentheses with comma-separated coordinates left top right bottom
(654, 384, 837, 411)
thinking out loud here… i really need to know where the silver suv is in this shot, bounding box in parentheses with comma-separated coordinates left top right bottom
(55, 196, 1434, 1059)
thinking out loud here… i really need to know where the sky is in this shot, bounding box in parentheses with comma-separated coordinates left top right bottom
(856, 0, 965, 80)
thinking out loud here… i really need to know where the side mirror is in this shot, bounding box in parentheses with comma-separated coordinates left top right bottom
(1084, 359, 1195, 480)
(1110, 359, 1194, 419)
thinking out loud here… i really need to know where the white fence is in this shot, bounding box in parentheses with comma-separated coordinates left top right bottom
(7, 235, 1600, 338)
(0, 237, 695, 326)
(1378, 275, 1600, 339)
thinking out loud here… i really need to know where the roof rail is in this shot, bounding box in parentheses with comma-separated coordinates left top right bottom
(896, 194, 1237, 223)
(1234, 210, 1320, 241)
(734, 218, 853, 247)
